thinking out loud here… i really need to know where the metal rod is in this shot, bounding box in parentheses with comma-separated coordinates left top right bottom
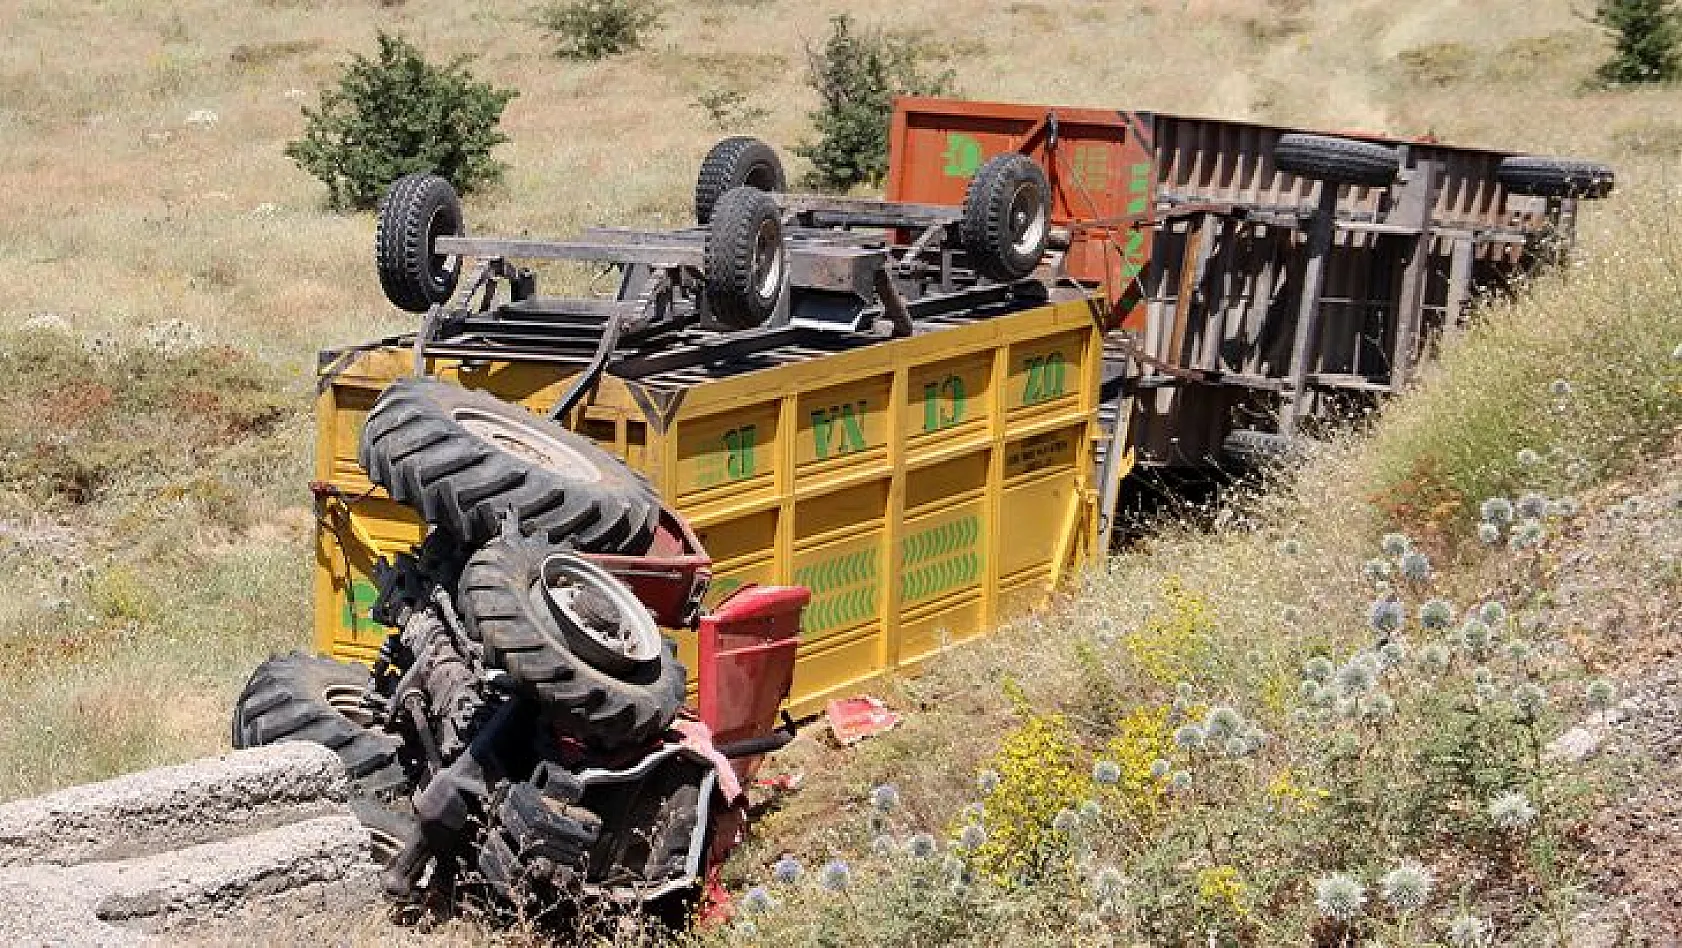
(1280, 184, 1340, 437)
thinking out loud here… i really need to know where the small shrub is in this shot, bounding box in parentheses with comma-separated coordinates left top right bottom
(284, 33, 517, 210)
(694, 87, 769, 131)
(797, 15, 954, 191)
(542, 0, 661, 61)
(1594, 0, 1682, 84)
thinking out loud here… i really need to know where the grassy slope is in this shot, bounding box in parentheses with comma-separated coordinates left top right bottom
(0, 0, 1679, 937)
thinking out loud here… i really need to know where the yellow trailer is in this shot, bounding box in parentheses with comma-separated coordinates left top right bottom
(314, 290, 1111, 715)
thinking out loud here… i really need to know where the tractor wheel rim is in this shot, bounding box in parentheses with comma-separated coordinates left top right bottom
(751, 218, 784, 300)
(454, 407, 603, 482)
(540, 554, 663, 664)
(425, 205, 461, 295)
(1008, 181, 1048, 256)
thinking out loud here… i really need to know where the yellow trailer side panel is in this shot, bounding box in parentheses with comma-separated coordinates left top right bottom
(313, 297, 1103, 714)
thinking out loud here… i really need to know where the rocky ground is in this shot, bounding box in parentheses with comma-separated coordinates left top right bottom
(1553, 443, 1682, 947)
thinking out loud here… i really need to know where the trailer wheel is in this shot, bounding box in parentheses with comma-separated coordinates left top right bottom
(703, 186, 786, 330)
(375, 173, 465, 313)
(1221, 429, 1298, 466)
(960, 153, 1051, 283)
(1273, 134, 1400, 187)
(459, 534, 686, 750)
(231, 652, 411, 798)
(695, 136, 786, 225)
(1497, 156, 1615, 199)
(359, 379, 660, 554)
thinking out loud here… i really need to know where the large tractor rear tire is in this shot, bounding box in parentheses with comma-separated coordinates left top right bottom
(960, 153, 1051, 283)
(1273, 134, 1400, 187)
(694, 136, 785, 225)
(376, 173, 465, 313)
(459, 533, 686, 751)
(703, 186, 786, 330)
(1497, 156, 1615, 199)
(359, 379, 660, 554)
(231, 652, 410, 798)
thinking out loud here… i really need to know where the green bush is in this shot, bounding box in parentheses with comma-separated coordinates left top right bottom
(1594, 0, 1682, 84)
(542, 0, 661, 61)
(796, 15, 954, 191)
(284, 33, 517, 210)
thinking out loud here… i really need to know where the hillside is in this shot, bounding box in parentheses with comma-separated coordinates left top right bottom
(2, 0, 1682, 944)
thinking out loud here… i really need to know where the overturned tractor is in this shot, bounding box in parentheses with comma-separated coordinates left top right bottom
(233, 377, 806, 920)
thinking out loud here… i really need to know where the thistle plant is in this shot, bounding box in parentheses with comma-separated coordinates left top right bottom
(1585, 679, 1617, 709)
(905, 832, 938, 858)
(1168, 770, 1193, 792)
(1488, 790, 1537, 831)
(1419, 598, 1455, 630)
(1479, 601, 1508, 625)
(742, 885, 776, 914)
(1478, 522, 1501, 545)
(1360, 692, 1397, 721)
(1173, 723, 1207, 751)
(957, 823, 987, 851)
(1051, 808, 1079, 833)
(819, 859, 852, 891)
(1548, 378, 1572, 397)
(1516, 447, 1542, 468)
(1417, 643, 1451, 673)
(1204, 705, 1244, 740)
(1509, 519, 1545, 550)
(1148, 758, 1172, 779)
(1517, 491, 1548, 519)
(1378, 641, 1406, 669)
(976, 769, 1000, 794)
(1303, 655, 1335, 682)
(1480, 497, 1515, 525)
(1381, 532, 1412, 556)
(1459, 619, 1493, 656)
(1512, 682, 1548, 721)
(772, 855, 803, 884)
(872, 834, 897, 857)
(1378, 862, 1434, 912)
(1362, 558, 1393, 582)
(870, 784, 900, 813)
(1369, 598, 1405, 635)
(1335, 655, 1379, 696)
(1447, 913, 1493, 947)
(1399, 550, 1432, 582)
(1312, 872, 1367, 922)
(1090, 865, 1127, 903)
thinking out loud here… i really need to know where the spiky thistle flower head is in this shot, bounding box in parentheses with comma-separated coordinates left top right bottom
(1549, 378, 1572, 397)
(957, 823, 987, 850)
(1381, 532, 1412, 556)
(1419, 598, 1455, 630)
(742, 885, 775, 914)
(1517, 491, 1548, 519)
(1417, 643, 1451, 674)
(870, 784, 900, 813)
(1378, 862, 1433, 911)
(1472, 665, 1494, 686)
(976, 769, 1000, 794)
(1399, 550, 1431, 582)
(1369, 598, 1405, 634)
(1204, 705, 1244, 740)
(1478, 522, 1501, 545)
(1362, 558, 1393, 582)
(872, 834, 897, 857)
(960, 801, 984, 823)
(1312, 872, 1367, 922)
(1585, 679, 1616, 709)
(1447, 913, 1493, 947)
(1488, 790, 1537, 831)
(1168, 770, 1193, 792)
(1173, 723, 1207, 750)
(1512, 682, 1547, 720)
(1303, 655, 1335, 682)
(1378, 641, 1407, 670)
(1504, 639, 1534, 666)
(905, 832, 937, 859)
(1278, 537, 1302, 556)
(1078, 798, 1104, 822)
(1051, 808, 1079, 833)
(1516, 447, 1542, 468)
(1223, 736, 1252, 758)
(771, 855, 803, 885)
(1175, 681, 1195, 702)
(1459, 618, 1493, 655)
(1149, 758, 1172, 779)
(1335, 655, 1379, 696)
(1335, 696, 1360, 719)
(1479, 601, 1508, 625)
(819, 859, 851, 891)
(1092, 759, 1122, 785)
(1480, 497, 1515, 525)
(1299, 678, 1326, 705)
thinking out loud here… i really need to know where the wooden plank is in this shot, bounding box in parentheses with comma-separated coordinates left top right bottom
(1389, 159, 1442, 387)
(437, 236, 705, 267)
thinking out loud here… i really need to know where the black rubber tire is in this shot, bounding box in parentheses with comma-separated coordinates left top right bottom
(1221, 429, 1297, 465)
(641, 784, 700, 880)
(1497, 156, 1615, 199)
(359, 379, 659, 555)
(1273, 134, 1400, 187)
(960, 153, 1052, 283)
(375, 173, 465, 314)
(231, 652, 409, 798)
(703, 186, 785, 330)
(458, 533, 686, 750)
(694, 137, 785, 225)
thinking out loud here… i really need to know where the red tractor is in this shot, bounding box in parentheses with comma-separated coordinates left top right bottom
(232, 378, 807, 923)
